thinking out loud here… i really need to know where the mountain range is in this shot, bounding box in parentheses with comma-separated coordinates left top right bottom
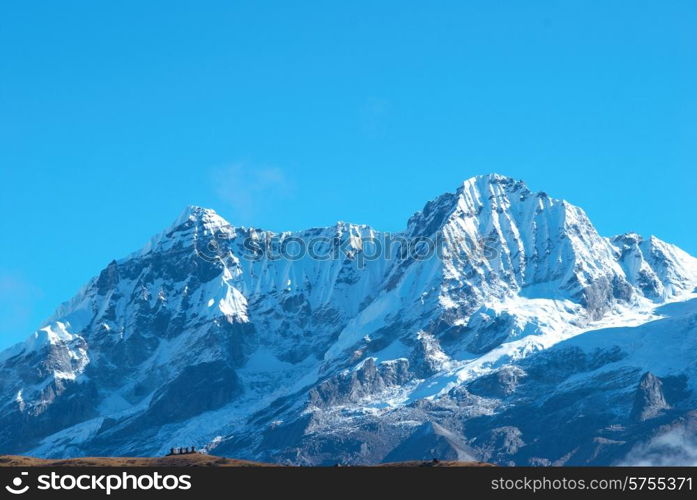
(2, 173, 697, 465)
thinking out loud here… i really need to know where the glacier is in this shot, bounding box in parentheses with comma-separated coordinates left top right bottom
(1, 173, 697, 465)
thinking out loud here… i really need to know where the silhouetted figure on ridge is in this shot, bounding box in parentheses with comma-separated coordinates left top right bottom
(166, 445, 198, 456)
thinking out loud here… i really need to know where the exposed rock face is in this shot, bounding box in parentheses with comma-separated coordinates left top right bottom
(477, 427, 525, 464)
(309, 358, 411, 408)
(1, 174, 697, 465)
(384, 422, 476, 463)
(409, 332, 449, 378)
(468, 366, 527, 398)
(631, 373, 671, 422)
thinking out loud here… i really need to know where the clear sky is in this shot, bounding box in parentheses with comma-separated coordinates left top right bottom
(1, 0, 696, 349)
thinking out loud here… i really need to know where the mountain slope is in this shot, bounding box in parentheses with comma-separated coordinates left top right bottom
(1, 173, 696, 465)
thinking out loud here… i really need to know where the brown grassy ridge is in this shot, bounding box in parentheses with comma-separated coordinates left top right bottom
(0, 454, 494, 467)
(377, 460, 494, 467)
(0, 454, 273, 467)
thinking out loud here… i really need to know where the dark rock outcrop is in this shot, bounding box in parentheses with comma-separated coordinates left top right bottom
(631, 372, 670, 422)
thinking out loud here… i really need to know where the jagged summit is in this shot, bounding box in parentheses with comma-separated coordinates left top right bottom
(458, 172, 529, 195)
(173, 205, 226, 227)
(131, 205, 233, 259)
(168, 205, 233, 235)
(407, 174, 577, 237)
(611, 232, 697, 300)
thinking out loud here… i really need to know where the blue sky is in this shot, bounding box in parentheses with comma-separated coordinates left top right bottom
(1, 0, 696, 349)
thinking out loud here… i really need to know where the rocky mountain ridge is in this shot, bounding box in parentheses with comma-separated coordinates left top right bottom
(1, 173, 696, 465)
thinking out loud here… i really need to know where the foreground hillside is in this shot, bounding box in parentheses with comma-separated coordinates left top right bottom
(0, 454, 272, 467)
(1, 174, 697, 465)
(0, 454, 492, 467)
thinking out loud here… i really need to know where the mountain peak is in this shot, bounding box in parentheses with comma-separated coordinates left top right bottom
(458, 173, 532, 207)
(167, 205, 233, 237)
(462, 172, 518, 186)
(407, 174, 554, 236)
(172, 205, 227, 229)
(459, 173, 548, 201)
(131, 206, 231, 258)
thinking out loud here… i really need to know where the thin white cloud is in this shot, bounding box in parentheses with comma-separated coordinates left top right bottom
(210, 163, 295, 224)
(619, 426, 697, 466)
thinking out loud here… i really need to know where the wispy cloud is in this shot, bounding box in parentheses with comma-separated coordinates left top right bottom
(619, 426, 697, 466)
(210, 163, 295, 224)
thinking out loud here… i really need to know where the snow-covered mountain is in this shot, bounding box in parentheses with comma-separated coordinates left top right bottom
(2, 173, 697, 465)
